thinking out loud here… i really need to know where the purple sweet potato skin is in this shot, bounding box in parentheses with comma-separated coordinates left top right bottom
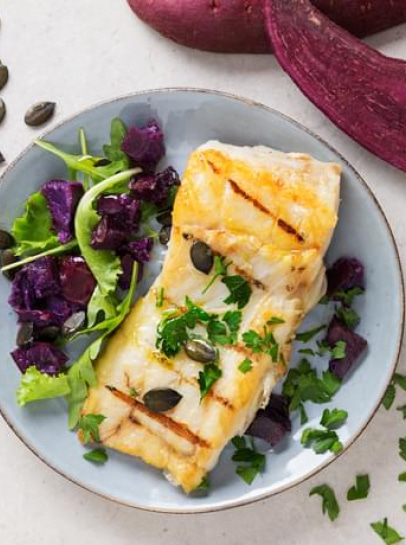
(127, 0, 406, 54)
(265, 0, 406, 173)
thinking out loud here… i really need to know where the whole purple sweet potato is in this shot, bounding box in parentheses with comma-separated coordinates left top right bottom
(127, 0, 406, 54)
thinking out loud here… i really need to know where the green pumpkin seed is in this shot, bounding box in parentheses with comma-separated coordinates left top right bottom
(190, 241, 214, 274)
(159, 225, 171, 245)
(143, 388, 182, 413)
(0, 65, 8, 91)
(0, 229, 14, 250)
(36, 325, 60, 342)
(16, 322, 34, 348)
(62, 311, 86, 336)
(1, 249, 18, 279)
(0, 98, 6, 125)
(24, 101, 56, 127)
(157, 210, 172, 226)
(184, 339, 216, 364)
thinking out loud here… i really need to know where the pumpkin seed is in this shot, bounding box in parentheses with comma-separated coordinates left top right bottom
(143, 388, 182, 413)
(16, 322, 34, 348)
(36, 325, 60, 342)
(1, 249, 18, 279)
(184, 339, 216, 364)
(159, 225, 171, 245)
(0, 98, 6, 125)
(0, 229, 14, 250)
(157, 210, 172, 226)
(62, 311, 86, 336)
(190, 241, 214, 274)
(0, 64, 8, 91)
(24, 101, 56, 127)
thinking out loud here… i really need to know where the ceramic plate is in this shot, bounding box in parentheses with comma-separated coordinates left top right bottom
(0, 89, 403, 513)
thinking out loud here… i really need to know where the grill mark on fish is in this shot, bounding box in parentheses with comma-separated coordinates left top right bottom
(234, 264, 264, 290)
(207, 392, 235, 410)
(228, 179, 305, 243)
(206, 159, 221, 174)
(106, 386, 211, 449)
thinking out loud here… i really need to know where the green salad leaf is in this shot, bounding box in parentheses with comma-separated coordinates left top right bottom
(74, 167, 140, 295)
(310, 484, 340, 521)
(103, 118, 130, 166)
(86, 286, 118, 328)
(1, 240, 78, 273)
(16, 366, 70, 406)
(11, 192, 60, 256)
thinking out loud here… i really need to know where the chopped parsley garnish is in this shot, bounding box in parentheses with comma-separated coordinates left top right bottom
(370, 518, 404, 544)
(309, 484, 340, 521)
(242, 324, 279, 362)
(222, 275, 252, 309)
(330, 341, 347, 360)
(319, 295, 330, 305)
(335, 286, 364, 306)
(198, 364, 222, 399)
(238, 358, 253, 374)
(320, 408, 348, 430)
(382, 373, 406, 411)
(207, 310, 242, 346)
(335, 305, 360, 329)
(397, 405, 406, 419)
(399, 437, 406, 462)
(195, 476, 210, 492)
(129, 388, 138, 398)
(398, 472, 406, 482)
(301, 408, 347, 454)
(298, 348, 316, 356)
(231, 436, 265, 485)
(202, 256, 229, 294)
(394, 373, 406, 390)
(296, 325, 326, 343)
(267, 316, 285, 324)
(223, 310, 243, 334)
(78, 414, 106, 444)
(347, 474, 370, 501)
(83, 448, 108, 464)
(156, 287, 164, 308)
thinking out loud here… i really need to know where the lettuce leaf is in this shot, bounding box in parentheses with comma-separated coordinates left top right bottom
(17, 366, 70, 406)
(12, 192, 60, 256)
(1, 240, 78, 273)
(103, 118, 130, 166)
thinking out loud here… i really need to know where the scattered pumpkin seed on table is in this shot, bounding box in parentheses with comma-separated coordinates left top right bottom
(0, 98, 6, 125)
(0, 64, 9, 91)
(24, 101, 56, 127)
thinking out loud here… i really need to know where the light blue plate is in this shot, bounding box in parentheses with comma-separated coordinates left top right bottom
(0, 89, 403, 513)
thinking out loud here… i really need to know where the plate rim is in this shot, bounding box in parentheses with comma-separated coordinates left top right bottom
(0, 87, 404, 514)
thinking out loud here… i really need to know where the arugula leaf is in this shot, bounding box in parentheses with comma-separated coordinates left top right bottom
(335, 286, 364, 306)
(296, 325, 326, 343)
(231, 436, 265, 485)
(320, 408, 348, 430)
(74, 167, 140, 294)
(83, 448, 108, 464)
(1, 240, 78, 273)
(16, 366, 70, 406)
(310, 485, 340, 521)
(198, 364, 222, 399)
(347, 474, 370, 501)
(103, 118, 130, 165)
(371, 518, 404, 544)
(301, 427, 343, 454)
(202, 256, 229, 294)
(78, 413, 106, 443)
(11, 192, 60, 256)
(335, 305, 360, 329)
(383, 384, 396, 410)
(330, 341, 347, 360)
(238, 358, 253, 374)
(222, 275, 252, 309)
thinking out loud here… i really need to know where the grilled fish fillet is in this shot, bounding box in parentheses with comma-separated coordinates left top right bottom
(82, 141, 341, 492)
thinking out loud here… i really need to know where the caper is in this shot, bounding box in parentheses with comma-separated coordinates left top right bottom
(190, 241, 214, 274)
(35, 325, 61, 342)
(16, 322, 34, 348)
(0, 98, 6, 125)
(0, 229, 14, 250)
(159, 225, 171, 245)
(157, 210, 172, 226)
(1, 249, 18, 280)
(62, 311, 86, 336)
(143, 388, 182, 413)
(0, 64, 8, 91)
(184, 339, 216, 364)
(24, 101, 56, 127)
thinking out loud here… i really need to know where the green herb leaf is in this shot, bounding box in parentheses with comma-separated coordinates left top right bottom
(298, 348, 316, 356)
(195, 476, 210, 492)
(335, 305, 360, 329)
(335, 286, 364, 306)
(78, 413, 106, 443)
(319, 295, 329, 305)
(86, 286, 118, 329)
(103, 118, 130, 165)
(202, 256, 229, 294)
(129, 388, 138, 398)
(383, 384, 396, 410)
(399, 473, 406, 482)
(156, 287, 164, 308)
(198, 364, 222, 399)
(301, 427, 343, 454)
(347, 474, 370, 501)
(296, 325, 326, 343)
(231, 436, 265, 485)
(394, 374, 406, 391)
(238, 358, 253, 374)
(371, 518, 404, 544)
(242, 326, 279, 362)
(397, 405, 406, 419)
(310, 485, 340, 521)
(11, 192, 60, 256)
(399, 437, 406, 462)
(83, 448, 108, 464)
(299, 404, 309, 425)
(74, 167, 139, 294)
(330, 341, 347, 360)
(16, 366, 70, 406)
(223, 310, 242, 334)
(320, 408, 348, 430)
(222, 275, 252, 309)
(267, 317, 285, 324)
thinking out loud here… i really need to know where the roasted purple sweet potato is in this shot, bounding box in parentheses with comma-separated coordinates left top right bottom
(265, 0, 406, 173)
(326, 317, 367, 380)
(127, 0, 406, 54)
(246, 393, 292, 446)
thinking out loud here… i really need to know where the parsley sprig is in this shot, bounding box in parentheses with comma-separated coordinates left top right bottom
(231, 436, 265, 485)
(242, 320, 282, 362)
(301, 408, 347, 455)
(198, 364, 222, 399)
(78, 413, 106, 444)
(202, 255, 252, 309)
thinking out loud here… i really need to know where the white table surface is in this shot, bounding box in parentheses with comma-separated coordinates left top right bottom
(1, 1, 406, 543)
